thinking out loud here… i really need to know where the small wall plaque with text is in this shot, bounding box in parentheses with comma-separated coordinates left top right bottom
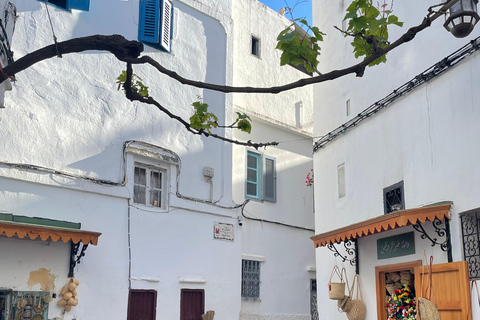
(377, 232, 415, 260)
(214, 223, 234, 241)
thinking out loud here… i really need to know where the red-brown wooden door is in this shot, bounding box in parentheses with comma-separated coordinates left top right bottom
(127, 289, 157, 320)
(414, 261, 472, 320)
(180, 289, 205, 320)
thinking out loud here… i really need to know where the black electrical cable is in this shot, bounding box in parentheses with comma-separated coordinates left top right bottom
(0, 140, 246, 210)
(313, 35, 480, 152)
(240, 199, 315, 232)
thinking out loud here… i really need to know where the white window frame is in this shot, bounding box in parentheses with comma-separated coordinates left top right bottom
(126, 142, 180, 212)
(133, 163, 167, 209)
(245, 150, 276, 202)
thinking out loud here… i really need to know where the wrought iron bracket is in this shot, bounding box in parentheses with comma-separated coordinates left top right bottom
(412, 217, 452, 262)
(68, 241, 89, 277)
(326, 239, 359, 274)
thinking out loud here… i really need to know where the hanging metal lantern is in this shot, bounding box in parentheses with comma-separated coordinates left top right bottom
(444, 0, 480, 38)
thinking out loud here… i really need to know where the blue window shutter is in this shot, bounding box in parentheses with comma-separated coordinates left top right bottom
(139, 0, 160, 44)
(160, 0, 173, 52)
(68, 0, 90, 11)
(246, 152, 260, 199)
(37, 0, 68, 11)
(263, 156, 276, 202)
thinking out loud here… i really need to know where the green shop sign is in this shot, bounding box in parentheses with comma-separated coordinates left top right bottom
(377, 232, 415, 260)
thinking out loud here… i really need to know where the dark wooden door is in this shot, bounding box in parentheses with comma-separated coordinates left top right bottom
(180, 289, 205, 320)
(127, 289, 157, 320)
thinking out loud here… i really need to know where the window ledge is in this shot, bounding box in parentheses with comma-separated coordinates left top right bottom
(126, 141, 180, 165)
(130, 203, 169, 213)
(241, 297, 262, 302)
(242, 254, 266, 262)
(179, 278, 206, 284)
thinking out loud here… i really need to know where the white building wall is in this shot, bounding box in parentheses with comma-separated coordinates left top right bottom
(313, 1, 480, 319)
(233, 114, 316, 320)
(232, 0, 313, 130)
(0, 0, 242, 319)
(232, 1, 315, 319)
(0, 177, 129, 320)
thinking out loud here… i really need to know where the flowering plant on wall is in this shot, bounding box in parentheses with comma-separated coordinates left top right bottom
(306, 169, 314, 187)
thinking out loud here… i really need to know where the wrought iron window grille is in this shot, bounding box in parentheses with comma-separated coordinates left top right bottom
(310, 279, 319, 320)
(241, 259, 260, 300)
(384, 181, 405, 215)
(460, 209, 480, 279)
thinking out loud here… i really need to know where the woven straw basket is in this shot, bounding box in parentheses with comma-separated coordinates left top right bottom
(328, 265, 346, 300)
(337, 295, 351, 313)
(329, 282, 346, 300)
(345, 274, 366, 320)
(417, 255, 441, 320)
(346, 299, 366, 320)
(417, 297, 441, 320)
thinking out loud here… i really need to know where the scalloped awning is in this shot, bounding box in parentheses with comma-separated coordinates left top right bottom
(0, 221, 101, 245)
(311, 203, 451, 248)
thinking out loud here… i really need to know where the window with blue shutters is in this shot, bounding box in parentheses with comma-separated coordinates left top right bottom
(139, 0, 173, 52)
(246, 151, 276, 202)
(246, 152, 260, 199)
(263, 156, 276, 202)
(69, 0, 89, 11)
(38, 0, 89, 11)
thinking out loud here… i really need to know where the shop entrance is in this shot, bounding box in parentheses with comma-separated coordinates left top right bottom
(375, 260, 472, 320)
(375, 260, 421, 320)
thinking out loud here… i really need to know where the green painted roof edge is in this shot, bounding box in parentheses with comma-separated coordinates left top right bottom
(423, 201, 453, 208)
(0, 213, 81, 230)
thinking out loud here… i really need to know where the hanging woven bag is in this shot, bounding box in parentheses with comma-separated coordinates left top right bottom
(328, 265, 346, 300)
(417, 256, 441, 320)
(337, 268, 351, 312)
(346, 274, 366, 320)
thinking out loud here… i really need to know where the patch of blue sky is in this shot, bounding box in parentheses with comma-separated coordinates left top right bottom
(258, 0, 312, 26)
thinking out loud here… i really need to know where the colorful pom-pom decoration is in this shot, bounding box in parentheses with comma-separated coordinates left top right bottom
(385, 284, 417, 320)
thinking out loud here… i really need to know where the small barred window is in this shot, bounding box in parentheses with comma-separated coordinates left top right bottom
(241, 260, 260, 300)
(460, 209, 480, 279)
(383, 181, 405, 214)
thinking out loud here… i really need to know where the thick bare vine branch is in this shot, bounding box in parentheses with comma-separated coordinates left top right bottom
(122, 63, 278, 149)
(2, 2, 445, 92)
(0, 1, 453, 147)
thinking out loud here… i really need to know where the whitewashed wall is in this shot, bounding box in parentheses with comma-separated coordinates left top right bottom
(0, 0, 243, 319)
(0, 178, 129, 320)
(233, 108, 316, 320)
(232, 0, 313, 130)
(313, 0, 480, 319)
(232, 1, 315, 319)
(5, 0, 233, 202)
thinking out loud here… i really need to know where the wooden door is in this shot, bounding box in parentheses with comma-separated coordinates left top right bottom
(180, 289, 205, 320)
(375, 260, 422, 320)
(414, 261, 472, 320)
(127, 289, 157, 320)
